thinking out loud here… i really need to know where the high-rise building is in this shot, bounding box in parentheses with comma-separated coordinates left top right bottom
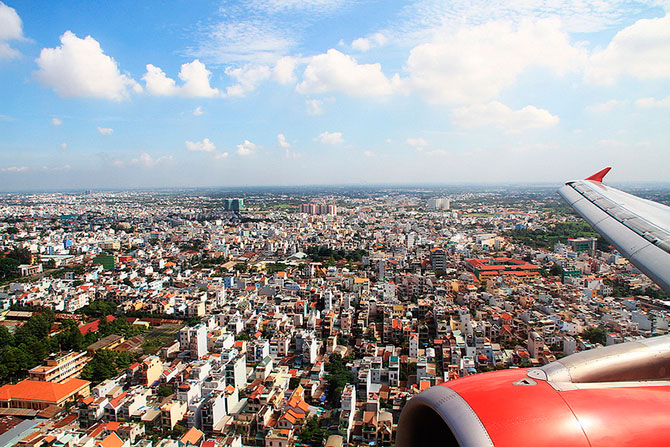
(427, 197, 451, 210)
(300, 203, 337, 215)
(223, 198, 244, 211)
(430, 248, 447, 273)
(568, 237, 598, 257)
(179, 325, 208, 359)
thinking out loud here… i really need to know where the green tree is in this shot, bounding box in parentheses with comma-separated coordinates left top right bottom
(325, 354, 354, 406)
(81, 350, 135, 383)
(0, 257, 20, 280)
(549, 263, 564, 276)
(158, 386, 174, 397)
(298, 416, 327, 445)
(582, 327, 607, 345)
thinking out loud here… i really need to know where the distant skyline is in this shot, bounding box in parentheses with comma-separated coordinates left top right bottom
(1, 0, 669, 190)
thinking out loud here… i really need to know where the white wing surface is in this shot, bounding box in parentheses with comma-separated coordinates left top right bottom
(558, 168, 670, 292)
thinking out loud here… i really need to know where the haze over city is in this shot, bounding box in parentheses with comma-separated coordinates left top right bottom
(1, 0, 669, 189)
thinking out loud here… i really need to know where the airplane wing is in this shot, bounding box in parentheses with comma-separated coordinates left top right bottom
(558, 167, 670, 292)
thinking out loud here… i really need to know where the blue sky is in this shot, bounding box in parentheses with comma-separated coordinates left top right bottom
(0, 0, 669, 190)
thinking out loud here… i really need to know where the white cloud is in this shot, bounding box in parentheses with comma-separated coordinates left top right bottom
(273, 56, 297, 84)
(0, 2, 23, 59)
(297, 49, 398, 97)
(451, 101, 559, 131)
(389, 0, 667, 40)
(0, 114, 15, 122)
(351, 33, 388, 52)
(187, 20, 296, 65)
(305, 98, 332, 115)
(41, 165, 71, 172)
(237, 140, 259, 155)
(0, 166, 28, 172)
(316, 131, 343, 144)
(35, 31, 141, 100)
(586, 99, 627, 113)
(143, 60, 220, 97)
(130, 153, 173, 168)
(364, 150, 375, 157)
(586, 15, 670, 84)
(59, 143, 67, 150)
(193, 106, 204, 116)
(214, 152, 229, 159)
(277, 133, 290, 148)
(180, 60, 220, 97)
(225, 64, 271, 96)
(0, 40, 21, 60)
(248, 0, 348, 14)
(142, 64, 177, 95)
(51, 117, 63, 126)
(406, 137, 428, 148)
(185, 138, 216, 152)
(97, 126, 113, 135)
(635, 96, 670, 108)
(404, 19, 585, 104)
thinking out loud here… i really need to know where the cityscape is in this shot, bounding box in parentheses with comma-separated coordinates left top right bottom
(2, 0, 670, 446)
(0, 185, 668, 446)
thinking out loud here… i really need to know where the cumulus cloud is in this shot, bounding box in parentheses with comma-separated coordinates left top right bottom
(586, 15, 670, 84)
(277, 133, 290, 148)
(185, 138, 216, 152)
(364, 150, 375, 157)
(273, 56, 297, 84)
(351, 33, 388, 52)
(214, 152, 229, 159)
(51, 117, 63, 126)
(297, 49, 398, 97)
(193, 106, 204, 116)
(97, 126, 113, 135)
(35, 31, 141, 100)
(225, 64, 271, 96)
(404, 19, 585, 104)
(143, 60, 220, 97)
(130, 153, 173, 168)
(316, 131, 343, 144)
(451, 101, 559, 131)
(59, 143, 67, 150)
(406, 137, 428, 148)
(586, 99, 627, 113)
(0, 2, 24, 59)
(635, 96, 670, 108)
(237, 140, 259, 155)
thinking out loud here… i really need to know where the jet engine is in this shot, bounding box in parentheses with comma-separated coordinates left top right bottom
(396, 335, 670, 447)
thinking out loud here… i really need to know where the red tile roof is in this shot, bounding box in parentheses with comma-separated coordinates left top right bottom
(79, 315, 116, 335)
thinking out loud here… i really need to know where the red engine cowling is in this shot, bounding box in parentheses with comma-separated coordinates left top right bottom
(396, 335, 670, 447)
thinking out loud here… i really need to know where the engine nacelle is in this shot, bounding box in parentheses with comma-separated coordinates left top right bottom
(397, 335, 670, 447)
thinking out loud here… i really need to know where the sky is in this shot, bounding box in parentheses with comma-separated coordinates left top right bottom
(0, 0, 669, 190)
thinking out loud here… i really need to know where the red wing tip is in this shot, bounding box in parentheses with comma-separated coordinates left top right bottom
(585, 167, 612, 183)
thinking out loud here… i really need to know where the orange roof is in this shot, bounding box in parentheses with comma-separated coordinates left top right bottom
(96, 433, 124, 447)
(180, 426, 204, 445)
(0, 379, 90, 404)
(105, 421, 120, 431)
